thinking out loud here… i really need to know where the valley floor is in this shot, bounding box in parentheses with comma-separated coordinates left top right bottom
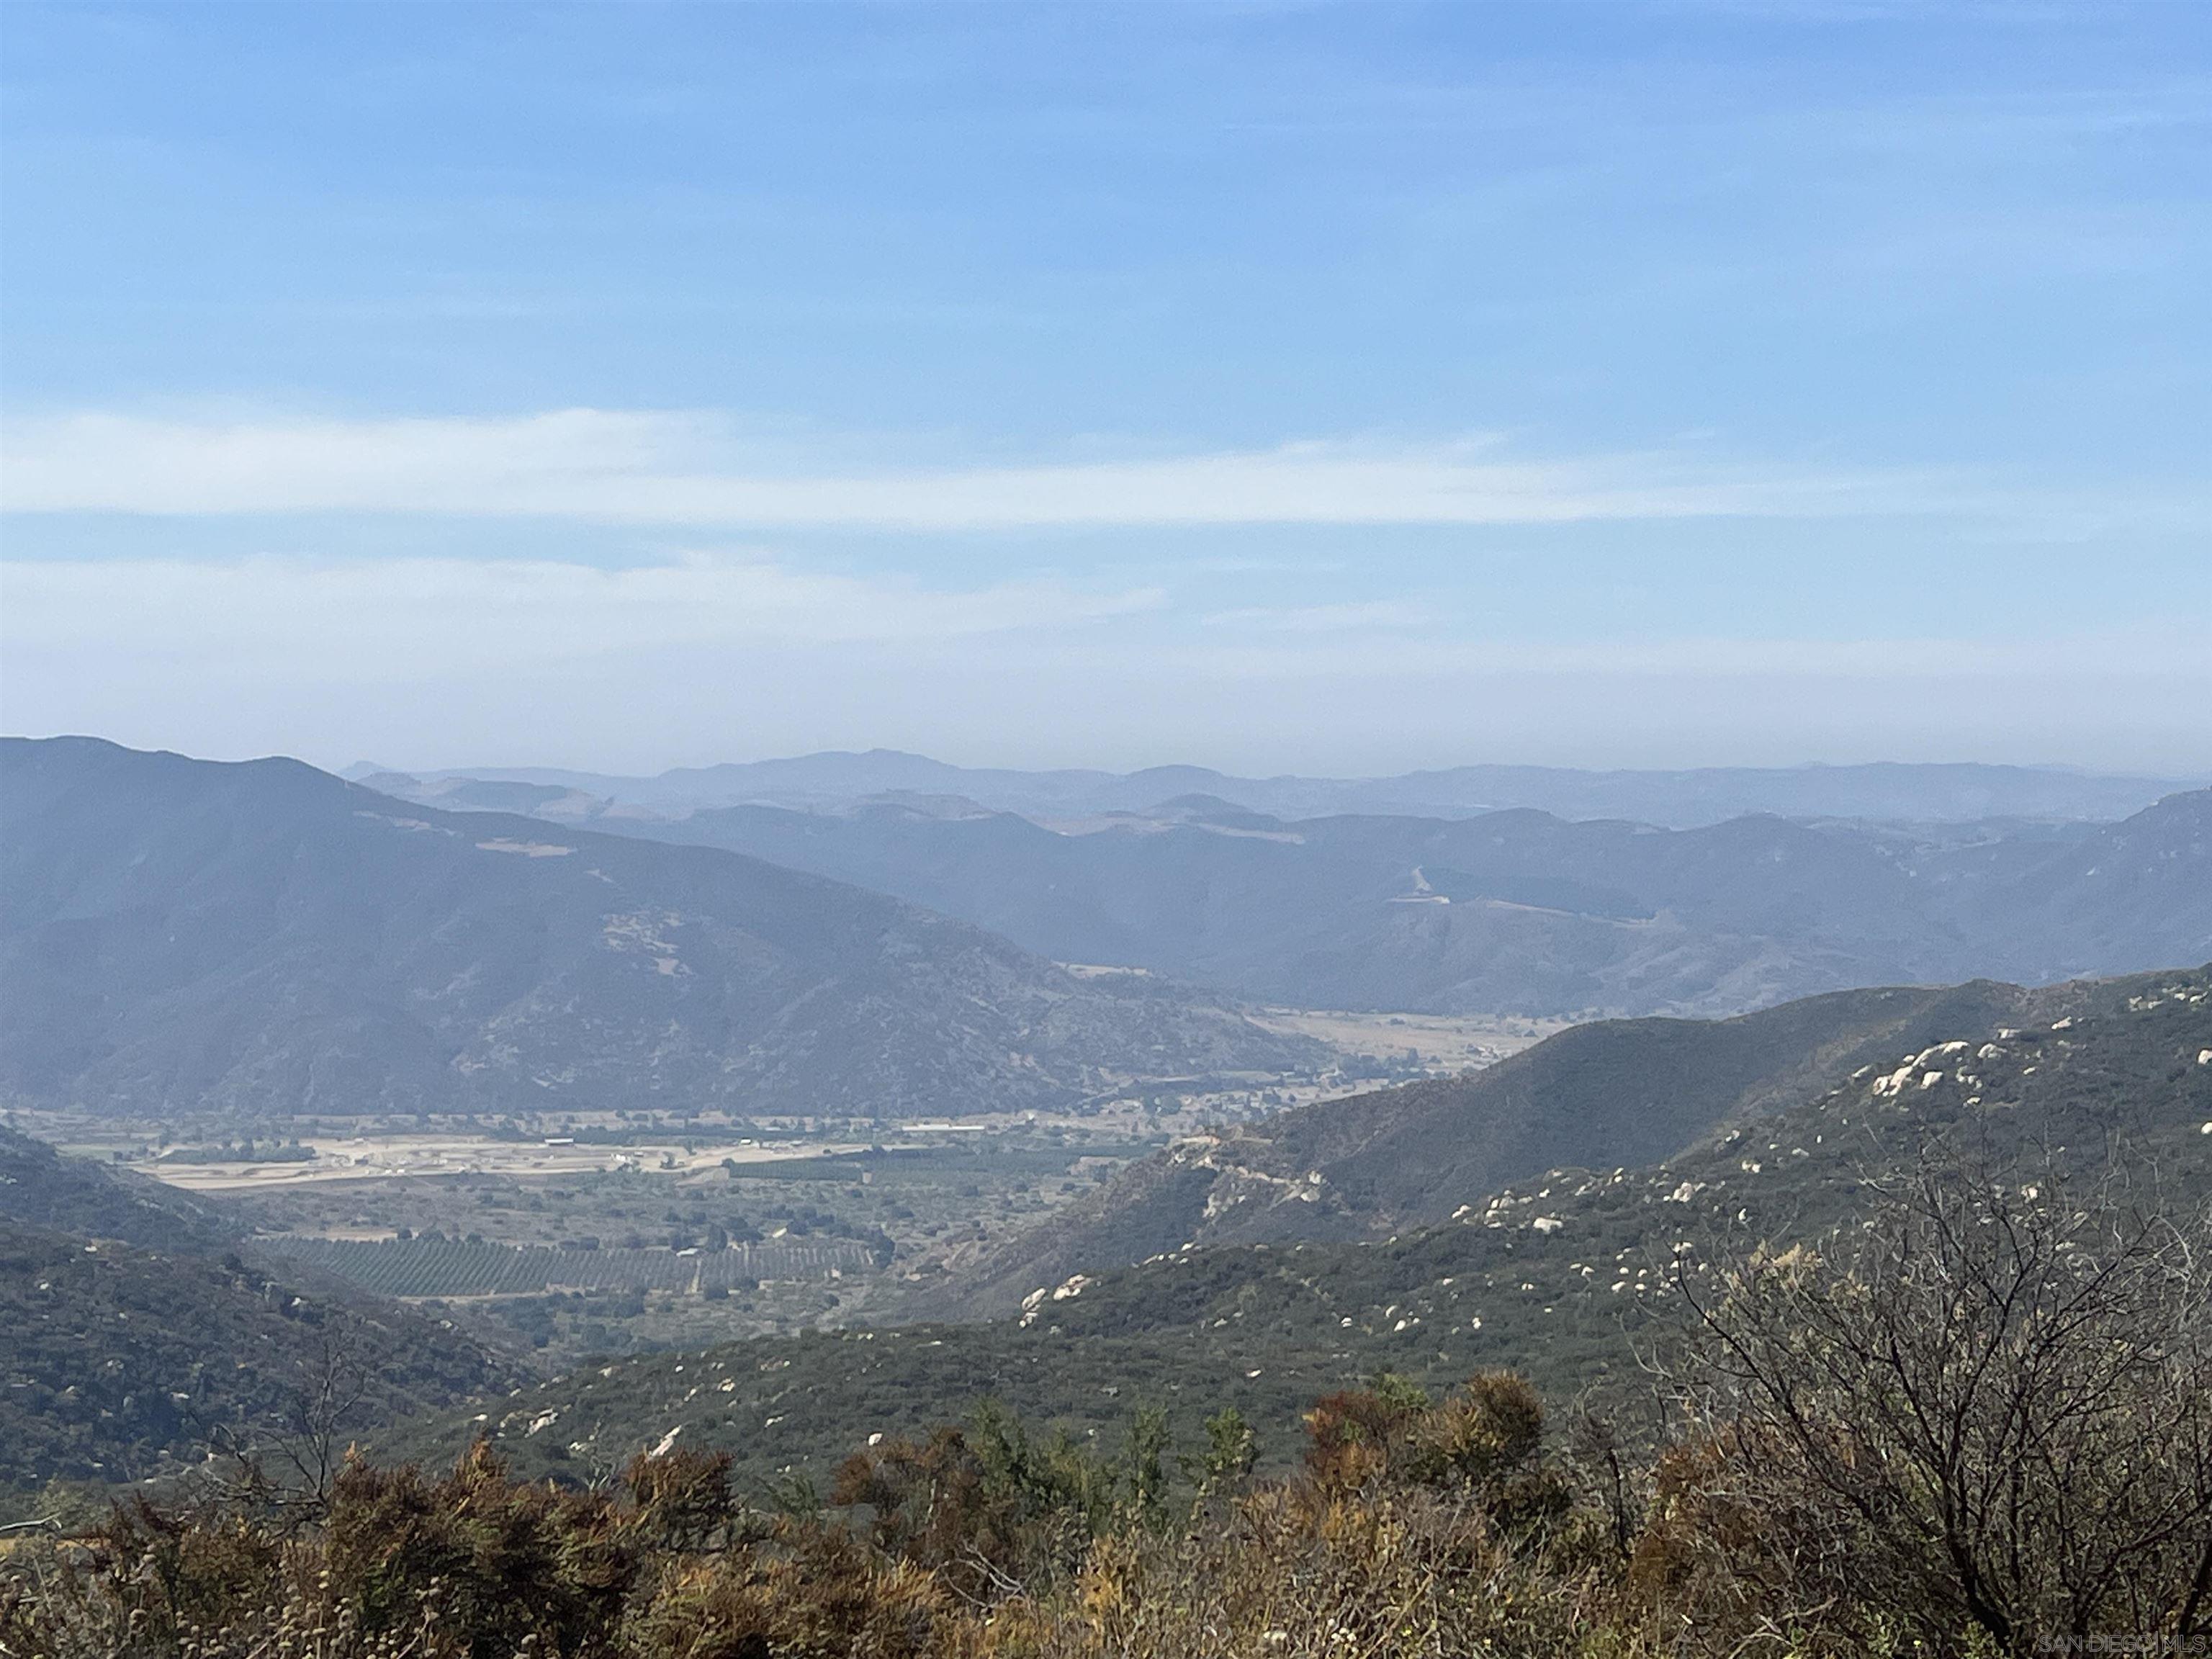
(17, 1011, 1547, 1372)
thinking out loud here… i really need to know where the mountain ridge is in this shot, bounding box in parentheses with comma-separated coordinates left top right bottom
(571, 787, 2212, 1019)
(0, 737, 1319, 1121)
(912, 976, 2032, 1320)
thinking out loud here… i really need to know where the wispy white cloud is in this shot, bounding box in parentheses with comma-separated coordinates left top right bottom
(0, 408, 1962, 528)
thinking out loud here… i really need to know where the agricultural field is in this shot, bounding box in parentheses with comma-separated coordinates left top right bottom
(212, 1136, 1123, 1367)
(11, 1024, 1538, 1371)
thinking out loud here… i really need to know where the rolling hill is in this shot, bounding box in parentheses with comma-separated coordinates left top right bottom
(0, 1123, 239, 1254)
(384, 965, 2212, 1491)
(0, 1218, 518, 1494)
(914, 977, 2031, 1319)
(0, 738, 1320, 1122)
(0, 1132, 517, 1498)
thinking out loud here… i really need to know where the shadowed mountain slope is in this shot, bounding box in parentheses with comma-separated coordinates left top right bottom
(0, 738, 1318, 1121)
(0, 1124, 238, 1254)
(0, 1218, 518, 1492)
(0, 1131, 516, 1494)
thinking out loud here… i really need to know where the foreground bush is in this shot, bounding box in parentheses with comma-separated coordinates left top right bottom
(4, 1170, 2206, 1658)
(0, 1375, 1635, 1659)
(1647, 1169, 2212, 1652)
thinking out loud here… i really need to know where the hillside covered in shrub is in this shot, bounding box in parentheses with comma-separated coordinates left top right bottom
(7, 1149, 2209, 1656)
(395, 966, 2212, 1489)
(0, 1221, 516, 1494)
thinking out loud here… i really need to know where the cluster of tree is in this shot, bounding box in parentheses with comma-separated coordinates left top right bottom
(4, 1165, 2207, 1658)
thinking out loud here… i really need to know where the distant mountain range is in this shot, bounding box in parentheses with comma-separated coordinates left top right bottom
(10, 736, 2204, 1124)
(0, 739, 1318, 1121)
(393, 778, 2212, 1020)
(347, 751, 2196, 829)
(392, 966, 2212, 1490)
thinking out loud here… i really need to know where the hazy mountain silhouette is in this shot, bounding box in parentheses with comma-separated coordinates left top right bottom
(349, 751, 2194, 828)
(560, 789, 2212, 1019)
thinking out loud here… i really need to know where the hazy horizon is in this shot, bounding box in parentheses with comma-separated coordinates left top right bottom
(6, 730, 2208, 798)
(3, 3, 2207, 772)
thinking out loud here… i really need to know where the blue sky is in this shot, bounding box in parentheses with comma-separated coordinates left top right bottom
(1, 1, 2206, 774)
